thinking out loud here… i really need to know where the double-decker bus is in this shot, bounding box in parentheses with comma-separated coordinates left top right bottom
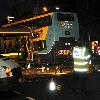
(3, 12, 79, 66)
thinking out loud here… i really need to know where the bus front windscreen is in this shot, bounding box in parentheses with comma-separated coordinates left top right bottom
(57, 13, 74, 21)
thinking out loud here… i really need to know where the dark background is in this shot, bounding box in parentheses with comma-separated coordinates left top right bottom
(0, 0, 99, 16)
(0, 0, 100, 41)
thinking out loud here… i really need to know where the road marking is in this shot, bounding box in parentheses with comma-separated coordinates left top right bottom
(25, 97, 35, 100)
(13, 90, 22, 95)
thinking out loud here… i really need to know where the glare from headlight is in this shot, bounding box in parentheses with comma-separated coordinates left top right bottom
(5, 67, 11, 73)
(5, 67, 13, 77)
(49, 81, 56, 91)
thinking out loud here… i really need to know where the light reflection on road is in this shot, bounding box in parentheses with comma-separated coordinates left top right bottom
(22, 66, 73, 77)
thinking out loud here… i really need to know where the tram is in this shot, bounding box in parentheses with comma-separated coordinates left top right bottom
(3, 12, 79, 66)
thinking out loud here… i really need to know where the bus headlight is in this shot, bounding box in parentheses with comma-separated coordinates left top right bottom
(49, 80, 56, 91)
(5, 67, 13, 77)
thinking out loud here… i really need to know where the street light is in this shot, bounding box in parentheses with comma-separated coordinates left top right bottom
(43, 6, 48, 12)
(7, 16, 14, 23)
(56, 6, 59, 10)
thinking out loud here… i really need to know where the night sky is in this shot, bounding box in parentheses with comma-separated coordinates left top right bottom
(0, 0, 99, 16)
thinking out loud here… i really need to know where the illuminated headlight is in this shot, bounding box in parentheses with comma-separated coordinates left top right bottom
(49, 80, 56, 91)
(5, 67, 13, 77)
(5, 67, 11, 73)
(97, 69, 100, 72)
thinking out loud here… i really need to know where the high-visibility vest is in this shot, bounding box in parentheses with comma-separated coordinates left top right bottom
(73, 46, 90, 72)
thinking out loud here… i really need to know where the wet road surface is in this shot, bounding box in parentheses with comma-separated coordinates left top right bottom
(1, 72, 100, 100)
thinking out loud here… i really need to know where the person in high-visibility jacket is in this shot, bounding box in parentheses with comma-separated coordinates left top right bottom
(73, 46, 91, 73)
(72, 44, 92, 94)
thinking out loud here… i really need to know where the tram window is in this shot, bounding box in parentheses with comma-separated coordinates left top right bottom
(42, 40, 47, 50)
(33, 40, 47, 51)
(3, 39, 17, 53)
(57, 13, 74, 21)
